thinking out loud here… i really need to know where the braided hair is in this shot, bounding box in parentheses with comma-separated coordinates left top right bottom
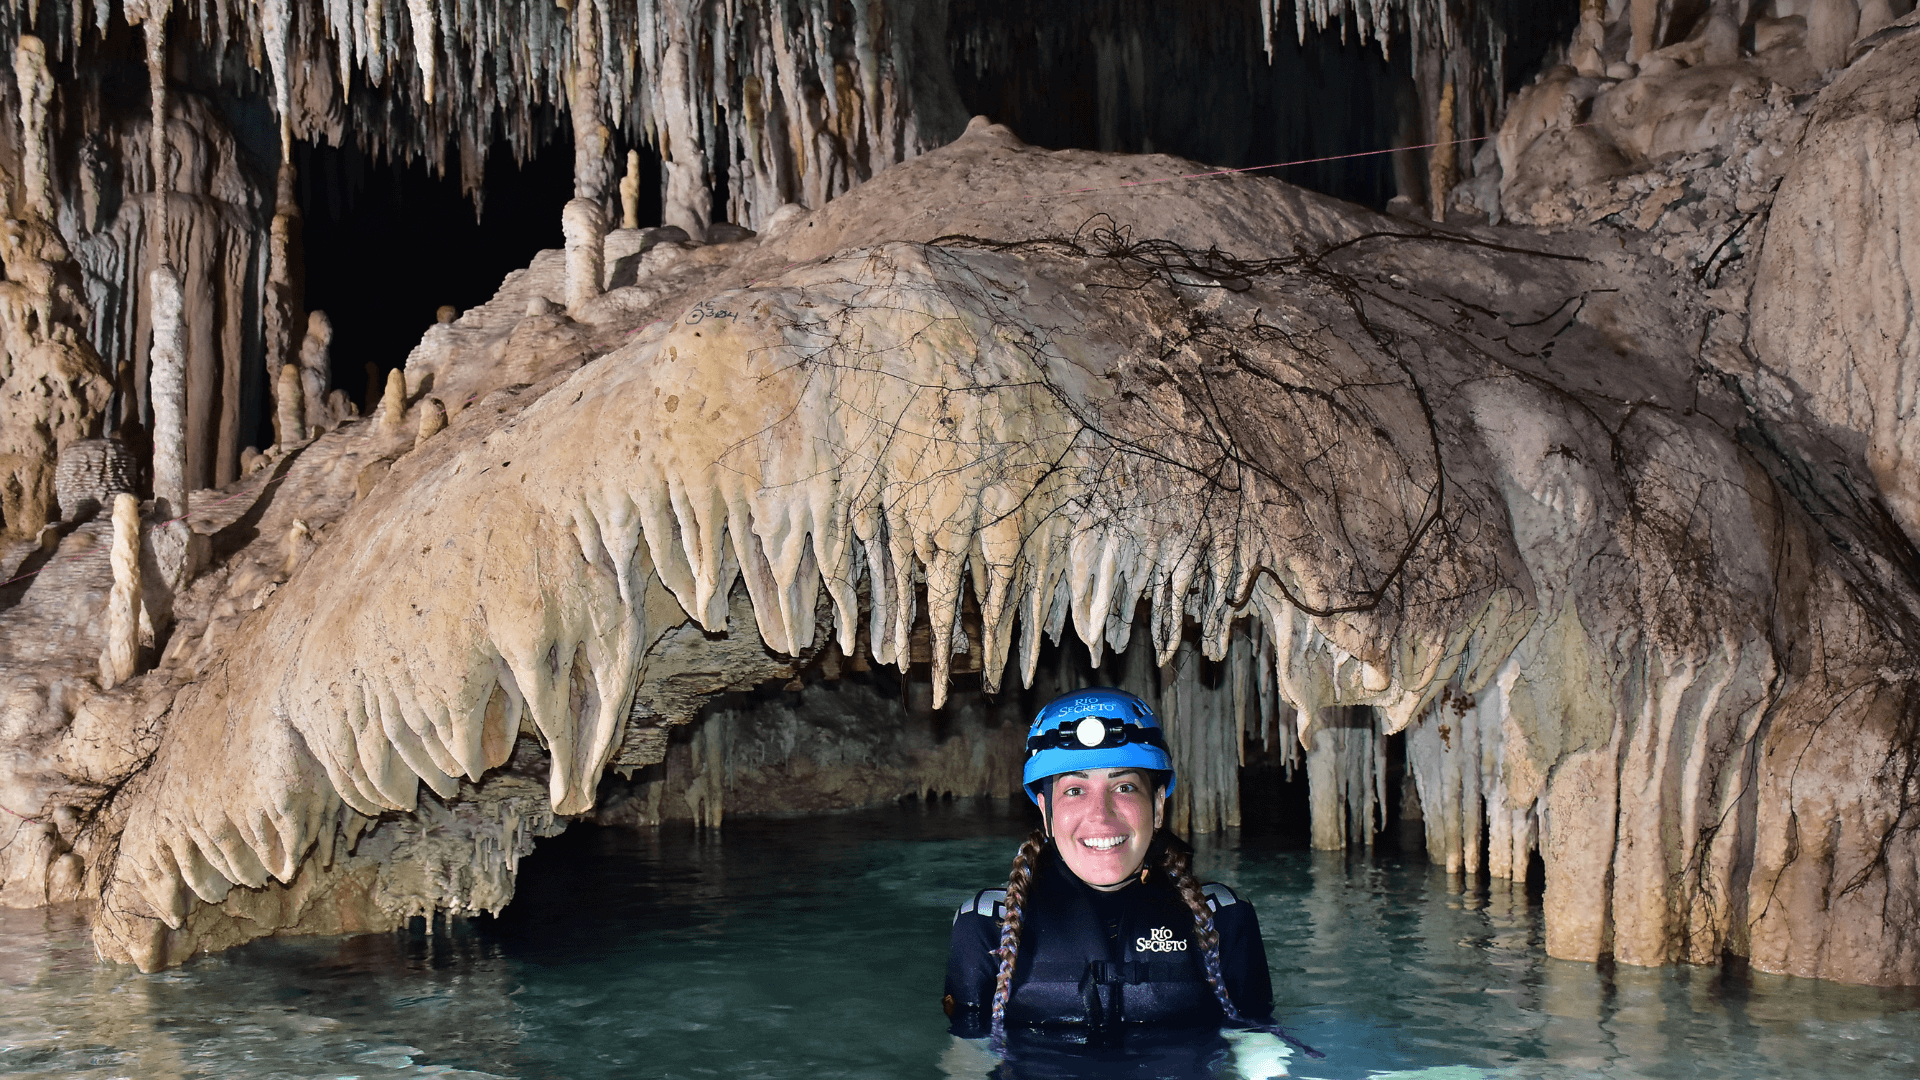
(1157, 834, 1243, 1023)
(986, 815, 1242, 1040)
(988, 828, 1049, 1042)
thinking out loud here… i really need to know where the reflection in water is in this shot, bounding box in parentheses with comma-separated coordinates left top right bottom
(0, 800, 1916, 1079)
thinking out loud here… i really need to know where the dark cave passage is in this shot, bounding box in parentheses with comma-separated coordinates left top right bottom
(293, 134, 662, 417)
(945, 0, 1579, 211)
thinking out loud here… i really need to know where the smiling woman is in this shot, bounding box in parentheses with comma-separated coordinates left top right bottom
(942, 688, 1289, 1075)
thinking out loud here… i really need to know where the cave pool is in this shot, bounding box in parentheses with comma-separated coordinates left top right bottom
(2, 798, 1916, 1079)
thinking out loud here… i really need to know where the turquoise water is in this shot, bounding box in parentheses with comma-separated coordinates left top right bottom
(2, 799, 1917, 1079)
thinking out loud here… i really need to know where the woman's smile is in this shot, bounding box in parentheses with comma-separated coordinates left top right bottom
(1047, 767, 1165, 889)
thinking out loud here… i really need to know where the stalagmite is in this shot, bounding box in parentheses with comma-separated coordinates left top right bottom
(299, 312, 333, 431)
(415, 398, 447, 448)
(1429, 80, 1456, 221)
(379, 369, 407, 433)
(98, 494, 144, 689)
(282, 518, 314, 577)
(1807, 0, 1861, 73)
(148, 267, 188, 514)
(563, 199, 607, 312)
(1568, 0, 1607, 76)
(621, 150, 644, 230)
(13, 35, 53, 220)
(1859, 0, 1900, 38)
(276, 364, 305, 447)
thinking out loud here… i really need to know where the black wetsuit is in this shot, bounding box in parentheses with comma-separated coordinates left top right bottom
(944, 847, 1273, 1041)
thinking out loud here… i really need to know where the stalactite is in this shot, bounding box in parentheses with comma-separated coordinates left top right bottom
(685, 713, 727, 828)
(404, 0, 437, 103)
(570, 0, 610, 205)
(98, 493, 144, 689)
(12, 35, 52, 220)
(260, 0, 293, 160)
(142, 5, 169, 269)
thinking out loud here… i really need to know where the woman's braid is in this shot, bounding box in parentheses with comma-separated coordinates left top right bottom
(1161, 842, 1242, 1023)
(989, 829, 1049, 1042)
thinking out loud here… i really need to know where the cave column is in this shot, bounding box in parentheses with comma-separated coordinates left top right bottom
(564, 0, 609, 311)
(143, 5, 188, 514)
(656, 0, 711, 243)
(1305, 706, 1382, 851)
(266, 163, 304, 445)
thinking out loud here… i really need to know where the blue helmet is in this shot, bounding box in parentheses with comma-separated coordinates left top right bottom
(1022, 687, 1175, 803)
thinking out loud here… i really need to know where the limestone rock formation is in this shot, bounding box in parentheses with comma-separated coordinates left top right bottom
(0, 0, 1916, 1003)
(1750, 20, 1920, 543)
(52, 438, 137, 523)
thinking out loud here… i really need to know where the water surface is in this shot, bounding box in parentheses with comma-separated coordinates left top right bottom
(2, 799, 1915, 1078)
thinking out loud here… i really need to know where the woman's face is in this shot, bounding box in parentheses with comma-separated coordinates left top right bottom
(1046, 767, 1166, 891)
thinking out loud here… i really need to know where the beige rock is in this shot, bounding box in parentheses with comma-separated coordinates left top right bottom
(13, 37, 54, 219)
(562, 198, 607, 312)
(1751, 27, 1920, 542)
(54, 439, 137, 522)
(275, 363, 304, 447)
(414, 398, 447, 448)
(97, 493, 142, 688)
(299, 311, 334, 431)
(620, 149, 644, 230)
(1806, 0, 1861, 71)
(378, 368, 408, 433)
(1591, 64, 1765, 165)
(147, 266, 188, 514)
